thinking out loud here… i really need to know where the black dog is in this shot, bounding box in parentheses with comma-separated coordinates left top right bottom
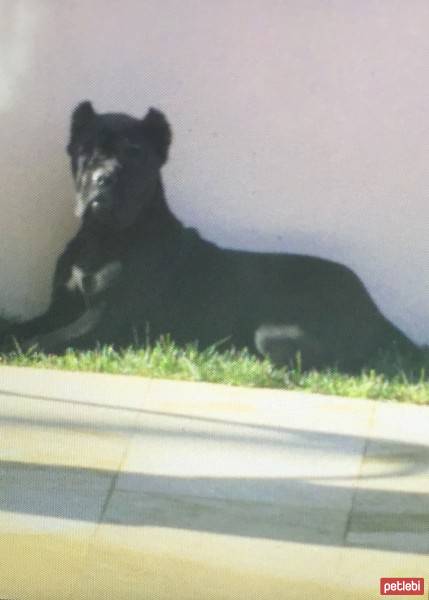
(1, 101, 421, 372)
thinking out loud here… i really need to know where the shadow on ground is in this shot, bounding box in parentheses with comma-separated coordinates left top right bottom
(1, 390, 428, 555)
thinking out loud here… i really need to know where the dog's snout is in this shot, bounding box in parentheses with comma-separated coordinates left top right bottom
(94, 172, 114, 187)
(91, 195, 112, 211)
(91, 160, 120, 189)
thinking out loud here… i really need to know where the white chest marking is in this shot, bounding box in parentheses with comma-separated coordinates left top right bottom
(65, 261, 122, 295)
(66, 265, 85, 292)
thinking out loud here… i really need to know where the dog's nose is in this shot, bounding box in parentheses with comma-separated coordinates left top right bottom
(91, 195, 112, 212)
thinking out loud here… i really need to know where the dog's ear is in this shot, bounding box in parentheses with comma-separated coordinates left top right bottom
(140, 108, 171, 164)
(71, 101, 96, 131)
(71, 100, 96, 138)
(68, 101, 96, 153)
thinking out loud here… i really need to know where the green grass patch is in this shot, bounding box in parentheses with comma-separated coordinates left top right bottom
(1, 338, 428, 405)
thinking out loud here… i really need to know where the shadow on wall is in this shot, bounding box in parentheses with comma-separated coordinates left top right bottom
(0, 2, 76, 320)
(1, 390, 428, 555)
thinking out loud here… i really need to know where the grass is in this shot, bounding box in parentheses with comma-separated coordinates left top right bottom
(1, 337, 428, 405)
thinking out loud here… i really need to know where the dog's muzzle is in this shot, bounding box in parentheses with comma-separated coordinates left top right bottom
(89, 193, 113, 215)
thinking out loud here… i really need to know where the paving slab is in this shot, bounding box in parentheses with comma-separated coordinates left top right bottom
(0, 366, 428, 599)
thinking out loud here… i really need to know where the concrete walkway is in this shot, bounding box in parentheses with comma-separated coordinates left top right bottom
(0, 366, 428, 600)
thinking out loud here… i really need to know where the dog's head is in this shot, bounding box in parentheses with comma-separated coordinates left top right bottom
(67, 101, 171, 229)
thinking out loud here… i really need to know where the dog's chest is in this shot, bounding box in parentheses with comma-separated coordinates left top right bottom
(65, 261, 122, 296)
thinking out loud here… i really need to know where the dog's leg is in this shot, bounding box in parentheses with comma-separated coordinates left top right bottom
(254, 323, 325, 370)
(1, 289, 85, 351)
(21, 304, 104, 354)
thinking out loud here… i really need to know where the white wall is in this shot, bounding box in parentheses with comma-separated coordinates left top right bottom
(1, 0, 428, 343)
